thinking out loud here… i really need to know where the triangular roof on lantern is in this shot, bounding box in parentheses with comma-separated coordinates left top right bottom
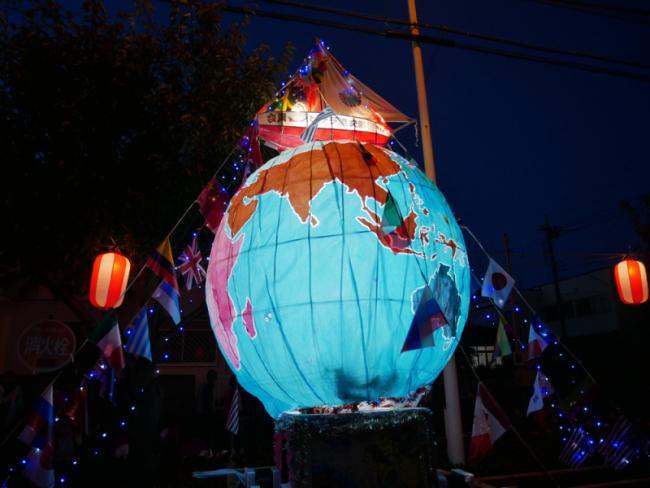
(256, 39, 415, 151)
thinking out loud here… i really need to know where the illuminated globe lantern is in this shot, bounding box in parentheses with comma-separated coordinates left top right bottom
(205, 141, 470, 417)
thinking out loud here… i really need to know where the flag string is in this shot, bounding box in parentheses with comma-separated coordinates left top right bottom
(454, 342, 560, 487)
(460, 223, 639, 467)
(460, 224, 601, 386)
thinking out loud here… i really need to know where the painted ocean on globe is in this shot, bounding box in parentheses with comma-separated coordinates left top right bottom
(206, 140, 470, 417)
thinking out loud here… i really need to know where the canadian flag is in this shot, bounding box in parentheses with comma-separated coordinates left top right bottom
(469, 383, 511, 463)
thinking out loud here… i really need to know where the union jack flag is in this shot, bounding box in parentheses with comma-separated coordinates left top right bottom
(177, 236, 206, 290)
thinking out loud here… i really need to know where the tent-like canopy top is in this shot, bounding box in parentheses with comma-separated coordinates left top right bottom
(257, 40, 415, 152)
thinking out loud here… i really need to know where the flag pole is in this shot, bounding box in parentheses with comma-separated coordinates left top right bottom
(407, 0, 465, 466)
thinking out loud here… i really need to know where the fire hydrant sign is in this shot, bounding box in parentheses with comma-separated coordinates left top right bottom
(18, 320, 77, 372)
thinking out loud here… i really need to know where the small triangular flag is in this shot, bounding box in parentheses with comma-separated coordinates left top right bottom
(402, 285, 448, 352)
(481, 258, 515, 308)
(492, 318, 512, 361)
(527, 369, 554, 415)
(381, 192, 402, 235)
(527, 326, 549, 361)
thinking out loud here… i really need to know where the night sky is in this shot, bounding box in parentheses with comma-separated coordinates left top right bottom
(91, 1, 650, 286)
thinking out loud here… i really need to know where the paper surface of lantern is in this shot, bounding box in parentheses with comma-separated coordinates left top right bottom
(89, 252, 131, 309)
(206, 141, 470, 417)
(257, 42, 413, 152)
(614, 258, 648, 305)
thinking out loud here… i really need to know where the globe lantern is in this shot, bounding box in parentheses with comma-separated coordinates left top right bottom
(256, 42, 413, 152)
(89, 252, 131, 309)
(614, 258, 648, 305)
(205, 141, 470, 417)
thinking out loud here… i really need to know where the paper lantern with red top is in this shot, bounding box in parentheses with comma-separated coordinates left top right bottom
(89, 252, 131, 309)
(614, 258, 648, 305)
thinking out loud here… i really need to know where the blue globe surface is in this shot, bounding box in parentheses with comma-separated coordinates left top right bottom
(206, 140, 470, 417)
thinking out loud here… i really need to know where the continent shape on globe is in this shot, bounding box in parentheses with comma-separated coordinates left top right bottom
(206, 140, 470, 417)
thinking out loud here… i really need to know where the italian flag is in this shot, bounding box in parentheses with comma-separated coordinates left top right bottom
(90, 313, 125, 372)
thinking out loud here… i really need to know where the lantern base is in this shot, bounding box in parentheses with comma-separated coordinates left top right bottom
(274, 407, 437, 488)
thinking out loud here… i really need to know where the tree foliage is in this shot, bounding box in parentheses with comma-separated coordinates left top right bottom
(621, 194, 650, 259)
(0, 0, 291, 291)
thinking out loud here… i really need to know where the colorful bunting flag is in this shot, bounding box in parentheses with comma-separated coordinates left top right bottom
(125, 308, 152, 361)
(226, 387, 241, 435)
(146, 239, 179, 290)
(177, 236, 206, 290)
(147, 239, 181, 324)
(64, 379, 88, 435)
(380, 192, 402, 235)
(527, 326, 549, 361)
(527, 369, 554, 415)
(481, 258, 515, 308)
(19, 385, 55, 488)
(378, 191, 415, 252)
(401, 285, 448, 352)
(469, 383, 511, 463)
(492, 318, 512, 362)
(240, 122, 264, 171)
(197, 180, 230, 233)
(152, 280, 181, 325)
(89, 314, 125, 372)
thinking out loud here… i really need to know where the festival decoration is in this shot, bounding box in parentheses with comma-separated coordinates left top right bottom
(469, 383, 511, 462)
(527, 369, 554, 415)
(559, 426, 592, 467)
(205, 140, 470, 417)
(197, 178, 230, 232)
(256, 41, 413, 151)
(481, 258, 514, 308)
(147, 239, 181, 324)
(177, 236, 206, 290)
(125, 308, 152, 361)
(597, 416, 639, 470)
(226, 388, 241, 435)
(89, 252, 131, 309)
(18, 386, 55, 488)
(527, 325, 549, 361)
(613, 258, 648, 305)
(401, 285, 448, 352)
(89, 314, 125, 372)
(492, 317, 512, 361)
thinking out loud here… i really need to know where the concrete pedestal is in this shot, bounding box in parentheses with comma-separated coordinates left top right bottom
(274, 407, 437, 488)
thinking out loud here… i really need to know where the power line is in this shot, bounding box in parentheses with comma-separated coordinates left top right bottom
(536, 0, 650, 17)
(217, 4, 650, 82)
(257, 0, 650, 70)
(528, 0, 650, 25)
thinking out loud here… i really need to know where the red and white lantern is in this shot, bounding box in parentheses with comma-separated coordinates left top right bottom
(89, 252, 131, 309)
(614, 258, 648, 305)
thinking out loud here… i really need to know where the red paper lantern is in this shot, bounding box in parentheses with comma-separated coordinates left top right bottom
(89, 252, 131, 309)
(614, 258, 648, 305)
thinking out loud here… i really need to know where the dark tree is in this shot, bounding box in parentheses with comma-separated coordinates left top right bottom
(0, 0, 291, 292)
(621, 194, 650, 259)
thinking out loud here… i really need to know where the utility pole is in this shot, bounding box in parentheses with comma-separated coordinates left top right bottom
(408, 0, 465, 466)
(540, 215, 568, 338)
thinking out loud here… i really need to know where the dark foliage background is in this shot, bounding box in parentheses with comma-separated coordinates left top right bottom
(0, 0, 291, 292)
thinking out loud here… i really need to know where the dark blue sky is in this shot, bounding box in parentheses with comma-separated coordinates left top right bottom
(98, 1, 650, 286)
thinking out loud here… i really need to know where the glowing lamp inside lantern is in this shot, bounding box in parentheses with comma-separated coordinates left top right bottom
(614, 258, 648, 305)
(89, 252, 131, 309)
